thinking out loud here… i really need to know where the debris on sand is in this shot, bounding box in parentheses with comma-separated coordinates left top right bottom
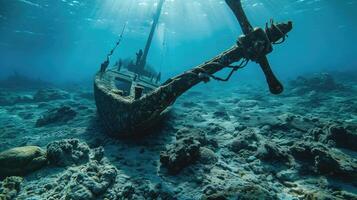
(46, 139, 90, 167)
(160, 137, 201, 174)
(36, 106, 77, 127)
(0, 146, 47, 179)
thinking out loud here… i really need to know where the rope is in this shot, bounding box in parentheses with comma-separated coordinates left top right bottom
(198, 59, 249, 82)
(107, 22, 127, 57)
(266, 19, 288, 45)
(104, 0, 134, 62)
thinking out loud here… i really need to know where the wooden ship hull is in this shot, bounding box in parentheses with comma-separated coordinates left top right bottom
(94, 0, 293, 137)
(94, 70, 168, 136)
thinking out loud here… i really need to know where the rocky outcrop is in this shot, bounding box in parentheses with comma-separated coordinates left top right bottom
(160, 137, 201, 174)
(46, 139, 90, 167)
(33, 89, 70, 102)
(290, 141, 356, 179)
(289, 73, 344, 94)
(229, 128, 258, 153)
(36, 106, 77, 127)
(256, 142, 291, 164)
(43, 161, 117, 200)
(108, 180, 177, 200)
(320, 124, 357, 151)
(0, 176, 23, 200)
(0, 146, 47, 179)
(202, 184, 278, 200)
(199, 147, 218, 165)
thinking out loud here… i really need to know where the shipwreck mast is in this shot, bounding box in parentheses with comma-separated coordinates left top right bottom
(138, 0, 165, 70)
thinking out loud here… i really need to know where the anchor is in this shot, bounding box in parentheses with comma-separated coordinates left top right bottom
(226, 0, 292, 94)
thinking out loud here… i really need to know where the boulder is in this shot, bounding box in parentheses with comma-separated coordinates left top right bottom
(46, 139, 90, 167)
(36, 106, 77, 127)
(160, 137, 201, 174)
(0, 146, 47, 179)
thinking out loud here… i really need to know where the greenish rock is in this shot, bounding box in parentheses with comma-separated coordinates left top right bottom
(0, 146, 47, 179)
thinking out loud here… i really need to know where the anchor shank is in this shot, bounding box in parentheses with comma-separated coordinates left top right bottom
(142, 46, 244, 111)
(225, 0, 253, 34)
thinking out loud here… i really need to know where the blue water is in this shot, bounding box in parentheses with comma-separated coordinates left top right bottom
(0, 0, 356, 83)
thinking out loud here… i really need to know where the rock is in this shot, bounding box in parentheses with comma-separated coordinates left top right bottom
(199, 147, 218, 165)
(304, 190, 346, 200)
(276, 169, 300, 182)
(202, 185, 277, 200)
(320, 124, 357, 151)
(235, 185, 277, 200)
(36, 106, 77, 127)
(255, 142, 290, 163)
(33, 88, 70, 102)
(0, 176, 23, 200)
(289, 73, 343, 94)
(160, 137, 201, 174)
(42, 161, 117, 200)
(46, 139, 90, 167)
(92, 146, 104, 162)
(0, 146, 47, 179)
(290, 141, 357, 179)
(229, 128, 258, 153)
(107, 181, 177, 200)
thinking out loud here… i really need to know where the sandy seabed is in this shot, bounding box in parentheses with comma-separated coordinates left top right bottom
(0, 72, 356, 200)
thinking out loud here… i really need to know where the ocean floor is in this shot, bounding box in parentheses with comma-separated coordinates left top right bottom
(0, 72, 356, 200)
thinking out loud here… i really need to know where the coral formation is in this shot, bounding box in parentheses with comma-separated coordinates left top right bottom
(0, 176, 23, 200)
(46, 139, 90, 167)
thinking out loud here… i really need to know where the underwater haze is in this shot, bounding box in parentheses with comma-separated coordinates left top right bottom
(0, 0, 356, 83)
(0, 0, 357, 200)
